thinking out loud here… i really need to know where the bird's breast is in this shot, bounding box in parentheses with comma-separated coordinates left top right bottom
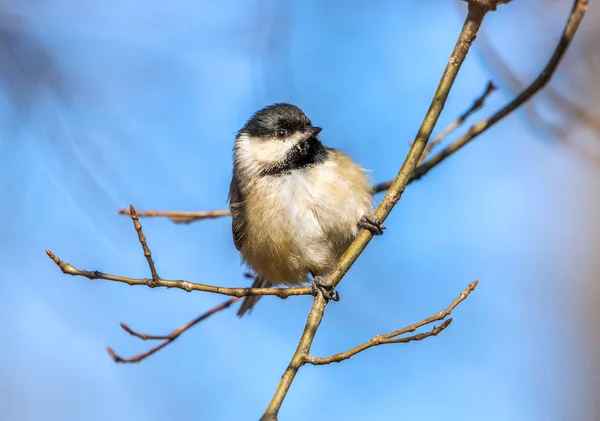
(241, 160, 371, 285)
(247, 170, 327, 247)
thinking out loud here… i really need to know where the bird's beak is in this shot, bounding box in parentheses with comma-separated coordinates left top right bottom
(304, 126, 322, 139)
(309, 126, 322, 137)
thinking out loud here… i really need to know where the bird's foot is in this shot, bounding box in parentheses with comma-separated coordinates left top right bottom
(358, 214, 386, 235)
(311, 276, 339, 302)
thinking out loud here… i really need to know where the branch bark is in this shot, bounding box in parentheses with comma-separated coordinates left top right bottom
(107, 297, 241, 363)
(412, 0, 590, 183)
(419, 81, 497, 164)
(477, 30, 600, 138)
(260, 3, 493, 419)
(117, 208, 230, 223)
(305, 281, 477, 365)
(46, 206, 312, 299)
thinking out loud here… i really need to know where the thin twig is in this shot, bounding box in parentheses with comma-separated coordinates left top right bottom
(476, 30, 565, 137)
(46, 250, 313, 298)
(305, 281, 477, 365)
(412, 0, 589, 184)
(476, 29, 600, 167)
(117, 208, 231, 223)
(46, 249, 310, 297)
(107, 275, 254, 362)
(45, 206, 312, 299)
(477, 30, 600, 138)
(107, 297, 241, 363)
(260, 3, 492, 420)
(129, 205, 160, 284)
(419, 81, 497, 164)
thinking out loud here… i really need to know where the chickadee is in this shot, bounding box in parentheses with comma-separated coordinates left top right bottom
(228, 103, 384, 316)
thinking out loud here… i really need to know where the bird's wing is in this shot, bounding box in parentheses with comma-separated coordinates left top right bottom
(228, 176, 246, 251)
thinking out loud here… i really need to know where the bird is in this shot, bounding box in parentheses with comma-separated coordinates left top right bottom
(228, 103, 385, 316)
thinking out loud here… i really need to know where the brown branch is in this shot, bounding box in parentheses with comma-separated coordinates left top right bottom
(305, 281, 477, 365)
(117, 208, 231, 223)
(46, 249, 310, 297)
(106, 275, 256, 363)
(260, 3, 494, 420)
(419, 81, 497, 164)
(107, 297, 241, 363)
(411, 0, 589, 184)
(476, 29, 600, 167)
(476, 30, 563, 137)
(129, 206, 160, 283)
(477, 30, 600, 139)
(46, 206, 312, 299)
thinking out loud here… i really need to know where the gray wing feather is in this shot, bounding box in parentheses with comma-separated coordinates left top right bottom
(228, 173, 273, 316)
(236, 275, 272, 317)
(228, 175, 246, 251)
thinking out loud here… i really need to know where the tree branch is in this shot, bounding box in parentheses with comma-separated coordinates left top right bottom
(260, 3, 493, 419)
(419, 81, 497, 164)
(305, 281, 477, 365)
(46, 206, 312, 299)
(476, 30, 567, 138)
(117, 208, 230, 223)
(130, 205, 160, 284)
(477, 30, 600, 139)
(107, 297, 241, 363)
(412, 0, 589, 183)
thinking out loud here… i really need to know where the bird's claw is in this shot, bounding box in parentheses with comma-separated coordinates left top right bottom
(311, 276, 339, 302)
(358, 214, 386, 235)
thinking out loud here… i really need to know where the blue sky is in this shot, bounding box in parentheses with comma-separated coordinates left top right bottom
(1, 1, 598, 420)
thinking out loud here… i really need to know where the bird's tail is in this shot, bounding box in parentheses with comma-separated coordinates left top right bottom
(237, 275, 271, 317)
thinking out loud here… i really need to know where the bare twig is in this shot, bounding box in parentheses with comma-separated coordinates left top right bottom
(107, 275, 255, 362)
(260, 3, 493, 419)
(412, 0, 589, 184)
(305, 281, 477, 365)
(419, 81, 497, 164)
(476, 29, 600, 167)
(107, 297, 241, 363)
(129, 206, 160, 284)
(476, 30, 566, 137)
(46, 206, 312, 299)
(117, 208, 231, 223)
(477, 30, 600, 138)
(46, 249, 310, 297)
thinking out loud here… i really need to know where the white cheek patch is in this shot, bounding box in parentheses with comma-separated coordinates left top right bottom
(236, 133, 297, 166)
(237, 132, 309, 166)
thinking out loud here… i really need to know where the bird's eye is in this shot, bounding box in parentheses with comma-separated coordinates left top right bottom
(275, 129, 288, 139)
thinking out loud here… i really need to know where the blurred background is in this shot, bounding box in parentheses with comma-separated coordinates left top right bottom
(1, 0, 598, 420)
